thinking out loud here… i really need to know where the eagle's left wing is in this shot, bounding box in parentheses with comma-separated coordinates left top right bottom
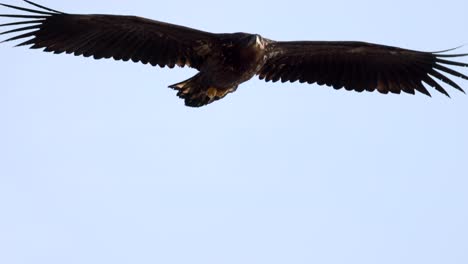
(0, 1, 218, 69)
(259, 41, 468, 97)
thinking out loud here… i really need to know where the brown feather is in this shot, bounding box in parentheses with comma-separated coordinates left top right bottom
(0, 8, 216, 70)
(1, 2, 467, 108)
(260, 41, 468, 97)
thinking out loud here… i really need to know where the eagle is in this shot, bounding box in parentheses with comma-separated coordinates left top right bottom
(1, 1, 467, 107)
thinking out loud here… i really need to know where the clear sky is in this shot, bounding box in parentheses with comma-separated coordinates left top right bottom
(1, 0, 467, 263)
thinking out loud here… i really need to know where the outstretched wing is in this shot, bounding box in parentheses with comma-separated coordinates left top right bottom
(259, 41, 468, 97)
(0, 1, 218, 69)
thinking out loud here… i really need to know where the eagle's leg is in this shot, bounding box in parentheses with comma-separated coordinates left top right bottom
(169, 74, 238, 107)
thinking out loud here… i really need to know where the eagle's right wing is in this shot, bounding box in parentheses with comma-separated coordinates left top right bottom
(260, 41, 468, 97)
(0, 1, 218, 69)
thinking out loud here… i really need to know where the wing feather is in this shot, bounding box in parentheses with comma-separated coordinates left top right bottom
(0, 1, 218, 69)
(260, 41, 468, 97)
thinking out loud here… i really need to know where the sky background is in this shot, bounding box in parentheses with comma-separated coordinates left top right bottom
(1, 0, 467, 263)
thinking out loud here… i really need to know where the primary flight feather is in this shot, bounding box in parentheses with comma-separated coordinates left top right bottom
(1, 1, 467, 107)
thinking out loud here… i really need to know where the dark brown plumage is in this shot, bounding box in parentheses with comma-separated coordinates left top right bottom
(1, 1, 467, 107)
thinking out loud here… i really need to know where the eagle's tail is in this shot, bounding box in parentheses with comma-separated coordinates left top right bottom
(169, 74, 237, 107)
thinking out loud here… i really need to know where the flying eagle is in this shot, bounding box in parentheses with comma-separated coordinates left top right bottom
(1, 1, 467, 107)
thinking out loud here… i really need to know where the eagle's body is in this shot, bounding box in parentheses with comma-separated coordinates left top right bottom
(1, 1, 467, 107)
(170, 33, 268, 106)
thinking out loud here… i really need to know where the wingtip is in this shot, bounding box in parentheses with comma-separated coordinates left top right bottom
(422, 90, 432, 98)
(0, 3, 16, 9)
(22, 0, 65, 14)
(440, 89, 452, 98)
(430, 45, 465, 54)
(428, 44, 468, 58)
(0, 38, 19, 45)
(23, 0, 36, 6)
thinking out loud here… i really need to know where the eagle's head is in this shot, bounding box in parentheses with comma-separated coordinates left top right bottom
(227, 33, 266, 51)
(246, 34, 265, 50)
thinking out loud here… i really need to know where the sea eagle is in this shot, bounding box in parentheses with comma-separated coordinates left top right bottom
(1, 1, 467, 107)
